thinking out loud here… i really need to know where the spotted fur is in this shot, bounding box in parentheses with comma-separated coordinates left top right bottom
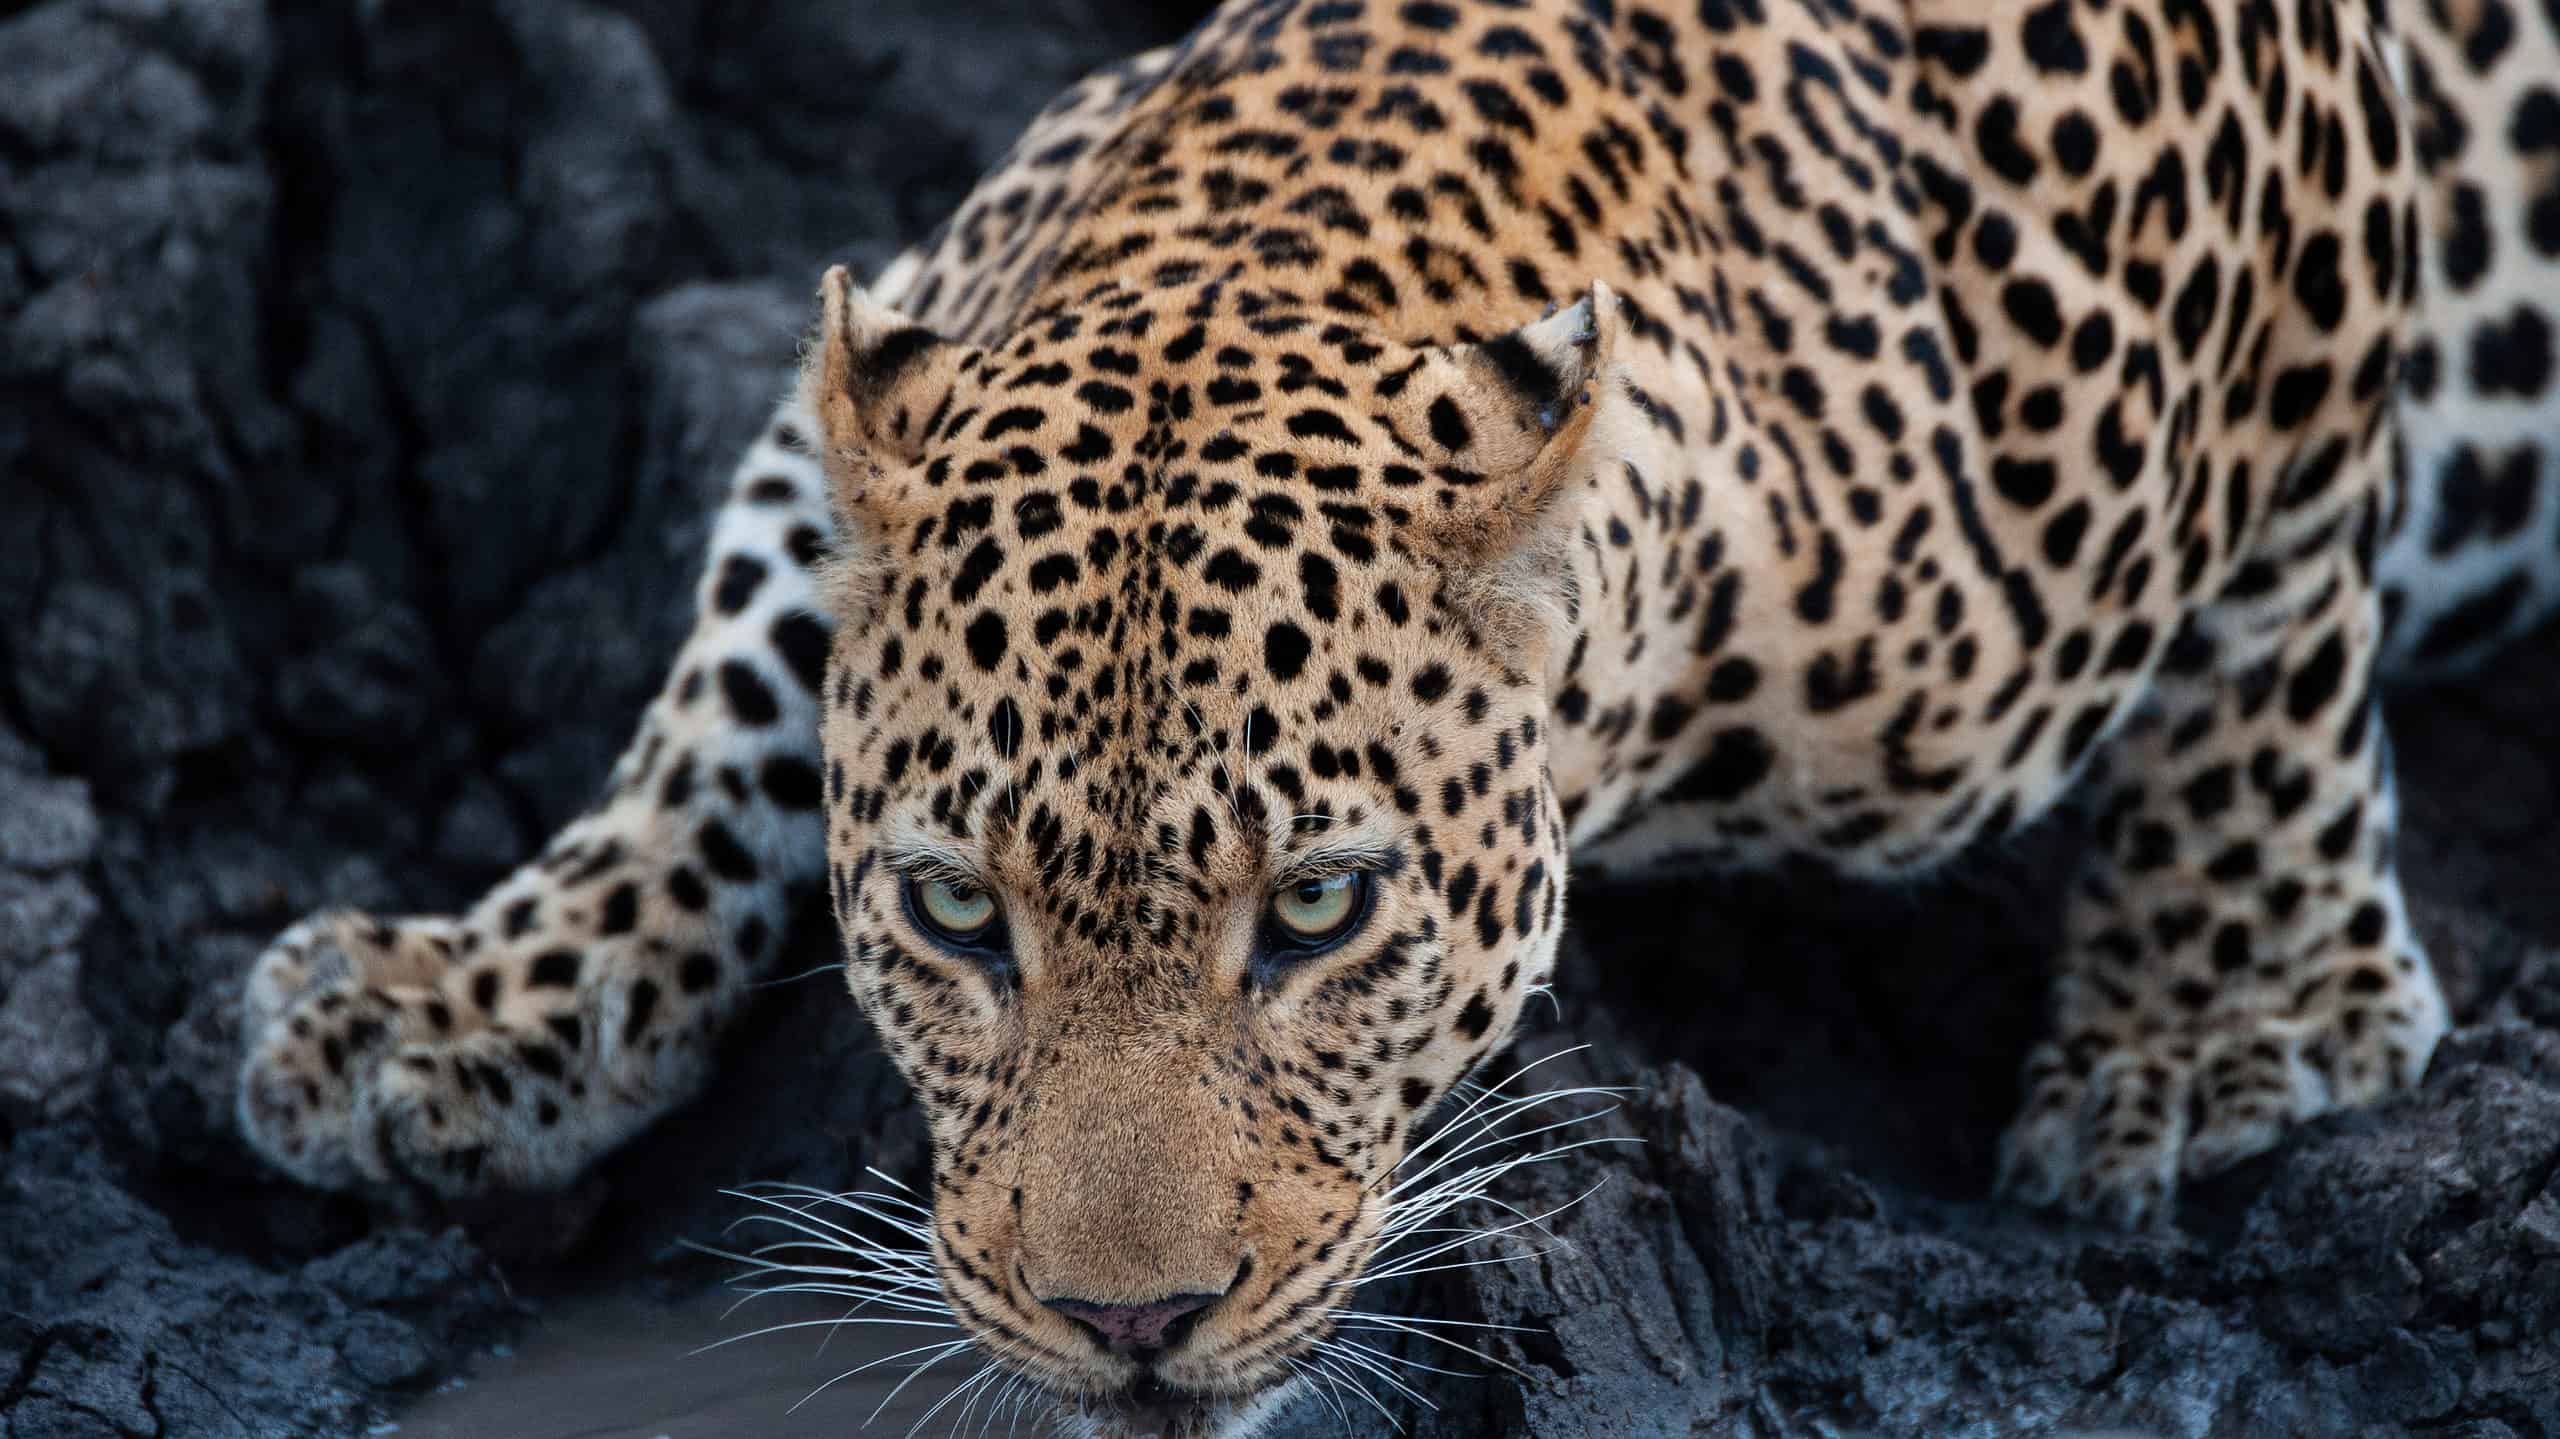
(239, 0, 2559, 1431)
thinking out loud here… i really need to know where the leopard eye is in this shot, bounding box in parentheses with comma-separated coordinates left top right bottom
(907, 877, 1003, 952)
(1266, 873, 1370, 953)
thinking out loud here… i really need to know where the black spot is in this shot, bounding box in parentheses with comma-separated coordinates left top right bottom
(2284, 632, 2347, 721)
(1077, 380, 1135, 414)
(1264, 622, 1313, 681)
(599, 884, 639, 936)
(1993, 457, 2057, 509)
(667, 867, 709, 912)
(1666, 727, 1774, 803)
(2000, 278, 2064, 347)
(989, 696, 1024, 758)
(1804, 639, 1879, 712)
(2346, 902, 2387, 947)
(681, 953, 721, 993)
(1706, 657, 1759, 703)
(1915, 26, 1990, 76)
(2469, 305, 2554, 397)
(760, 756, 823, 810)
(2212, 923, 2251, 974)
(720, 661, 780, 726)
(1429, 395, 1472, 451)
(700, 820, 759, 882)
(965, 611, 1009, 671)
(1455, 992, 1496, 1040)
(1974, 98, 2038, 185)
(2042, 500, 2091, 565)
(528, 949, 582, 988)
(712, 554, 769, 615)
(771, 612, 829, 694)
(1287, 408, 1358, 445)
(623, 978, 661, 1043)
(1796, 532, 1843, 622)
(2265, 364, 2332, 431)
(2171, 256, 2221, 359)
(1205, 548, 1261, 592)
(1299, 553, 1341, 622)
(2050, 111, 2099, 176)
(2444, 184, 2492, 289)
(2291, 232, 2346, 333)
(2020, 0, 2087, 74)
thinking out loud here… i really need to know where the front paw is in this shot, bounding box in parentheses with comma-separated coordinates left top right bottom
(234, 910, 446, 1191)
(1995, 1017, 2356, 1228)
(1996, 1039, 2187, 1229)
(351, 1028, 596, 1197)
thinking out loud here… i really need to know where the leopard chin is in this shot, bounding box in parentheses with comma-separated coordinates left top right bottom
(1051, 1375, 1305, 1439)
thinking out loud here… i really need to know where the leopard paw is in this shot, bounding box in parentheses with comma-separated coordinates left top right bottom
(1997, 1040, 2189, 1230)
(236, 910, 448, 1190)
(351, 1027, 596, 1197)
(1996, 993, 2439, 1228)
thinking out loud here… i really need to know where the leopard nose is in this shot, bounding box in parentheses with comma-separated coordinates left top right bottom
(1041, 1291, 1223, 1358)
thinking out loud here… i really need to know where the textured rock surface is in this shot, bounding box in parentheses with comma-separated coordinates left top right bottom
(2, 0, 2557, 1435)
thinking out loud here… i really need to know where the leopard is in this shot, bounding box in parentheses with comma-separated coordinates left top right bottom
(234, 0, 2560, 1433)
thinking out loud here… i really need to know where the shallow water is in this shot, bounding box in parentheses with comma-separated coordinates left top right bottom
(394, 1287, 996, 1439)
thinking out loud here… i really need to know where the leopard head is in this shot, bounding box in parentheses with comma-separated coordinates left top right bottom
(801, 263, 1620, 1433)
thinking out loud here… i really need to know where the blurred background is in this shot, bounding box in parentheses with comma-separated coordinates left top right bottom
(4, 1, 2559, 1436)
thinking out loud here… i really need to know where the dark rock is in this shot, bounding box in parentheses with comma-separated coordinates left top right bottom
(4, 0, 2560, 1432)
(0, 871, 99, 973)
(0, 1128, 518, 1435)
(0, 770, 99, 874)
(0, 953, 105, 1122)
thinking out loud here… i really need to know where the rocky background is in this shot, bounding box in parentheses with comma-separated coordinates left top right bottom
(2, 1, 2556, 1436)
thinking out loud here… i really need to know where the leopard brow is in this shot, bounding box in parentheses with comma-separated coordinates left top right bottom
(1269, 834, 1402, 886)
(875, 829, 986, 884)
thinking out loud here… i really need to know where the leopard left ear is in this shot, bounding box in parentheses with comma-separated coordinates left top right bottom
(801, 265, 980, 516)
(1395, 282, 1622, 621)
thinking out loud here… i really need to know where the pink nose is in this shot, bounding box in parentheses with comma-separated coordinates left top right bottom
(1042, 1292, 1222, 1356)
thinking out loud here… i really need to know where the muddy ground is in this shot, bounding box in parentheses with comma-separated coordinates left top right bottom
(3, 1, 2556, 1436)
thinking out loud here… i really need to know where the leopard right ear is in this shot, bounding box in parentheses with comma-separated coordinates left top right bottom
(801, 265, 980, 510)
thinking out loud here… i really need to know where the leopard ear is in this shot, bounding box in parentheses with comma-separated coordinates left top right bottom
(1397, 282, 1622, 624)
(802, 265, 979, 513)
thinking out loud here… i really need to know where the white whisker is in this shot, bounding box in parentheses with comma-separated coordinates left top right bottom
(1313, 1338, 1442, 1409)
(908, 1358, 1003, 1439)
(700, 1171, 999, 1436)
(1283, 1356, 1354, 1430)
(1305, 1353, 1400, 1430)
(753, 961, 846, 989)
(1331, 1309, 1537, 1334)
(689, 1313, 962, 1358)
(1327, 1313, 1542, 1383)
(1359, 1168, 1619, 1286)
(1381, 1045, 1611, 1190)
(787, 1336, 973, 1415)
(861, 1337, 980, 1424)
(1322, 1334, 1472, 1381)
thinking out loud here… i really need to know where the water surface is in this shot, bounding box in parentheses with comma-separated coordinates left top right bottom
(396, 1286, 997, 1439)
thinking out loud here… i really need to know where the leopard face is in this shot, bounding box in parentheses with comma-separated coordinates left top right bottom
(804, 269, 1616, 1421)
